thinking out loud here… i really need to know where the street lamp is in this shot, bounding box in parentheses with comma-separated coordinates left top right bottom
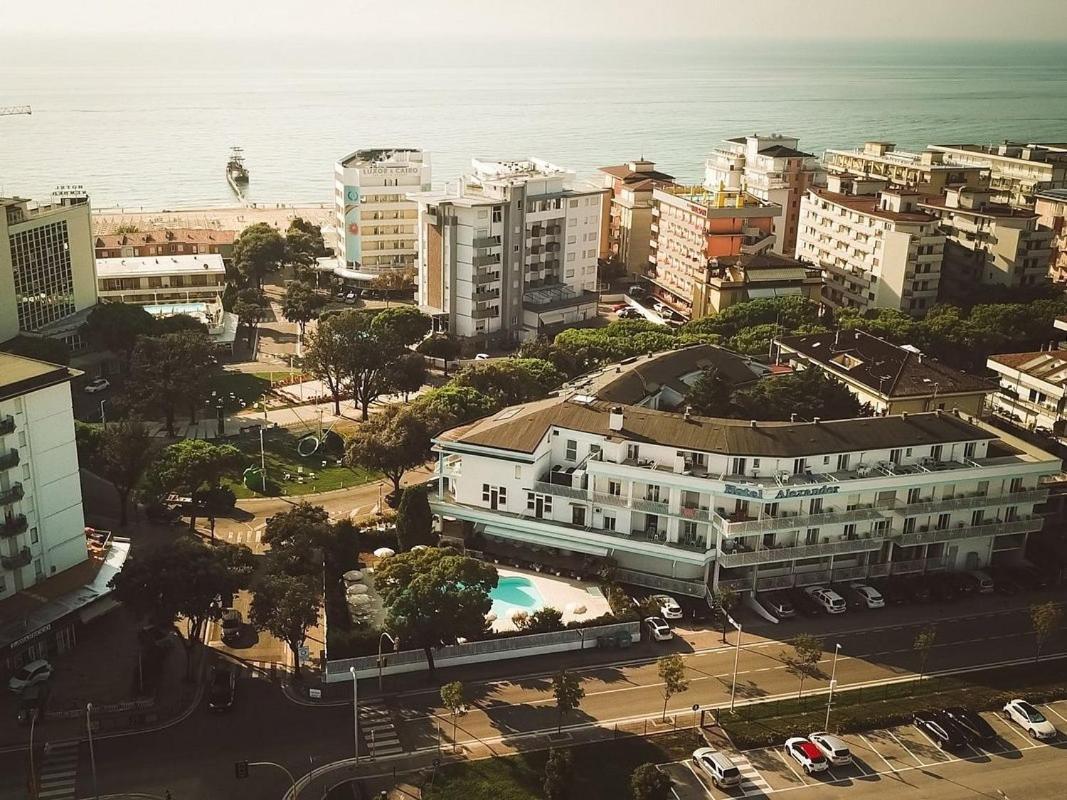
(27, 709, 38, 800)
(99, 398, 108, 426)
(350, 666, 359, 762)
(377, 632, 400, 692)
(728, 615, 743, 713)
(86, 702, 99, 800)
(825, 643, 842, 729)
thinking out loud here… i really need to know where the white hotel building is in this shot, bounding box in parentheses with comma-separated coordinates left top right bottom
(430, 351, 1057, 597)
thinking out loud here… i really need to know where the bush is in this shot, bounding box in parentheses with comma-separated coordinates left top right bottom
(518, 607, 565, 634)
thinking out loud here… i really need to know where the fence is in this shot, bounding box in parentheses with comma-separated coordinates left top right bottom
(614, 568, 707, 598)
(325, 620, 640, 682)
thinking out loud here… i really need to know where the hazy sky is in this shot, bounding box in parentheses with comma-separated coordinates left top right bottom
(6, 0, 1067, 40)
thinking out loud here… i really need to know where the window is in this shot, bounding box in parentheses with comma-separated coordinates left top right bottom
(793, 458, 808, 475)
(971, 509, 984, 526)
(907, 487, 921, 504)
(565, 439, 577, 461)
(602, 514, 616, 531)
(930, 445, 943, 461)
(937, 513, 951, 530)
(805, 528, 819, 545)
(903, 517, 916, 534)
(514, 465, 521, 480)
(889, 448, 902, 465)
(844, 523, 857, 539)
(836, 454, 850, 471)
(1009, 477, 1023, 493)
(964, 442, 977, 459)
(626, 444, 640, 461)
(30, 527, 39, 544)
(730, 457, 747, 475)
(492, 207, 502, 223)
(608, 480, 622, 496)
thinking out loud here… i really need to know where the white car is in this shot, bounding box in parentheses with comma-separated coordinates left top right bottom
(1003, 699, 1058, 740)
(692, 747, 742, 788)
(785, 737, 829, 774)
(474, 353, 490, 360)
(83, 378, 110, 394)
(8, 659, 53, 693)
(653, 302, 671, 316)
(644, 616, 673, 642)
(849, 583, 885, 609)
(809, 731, 853, 766)
(804, 585, 846, 614)
(651, 594, 683, 620)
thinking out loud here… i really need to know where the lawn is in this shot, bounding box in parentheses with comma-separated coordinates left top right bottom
(220, 425, 379, 498)
(206, 371, 277, 412)
(422, 730, 701, 800)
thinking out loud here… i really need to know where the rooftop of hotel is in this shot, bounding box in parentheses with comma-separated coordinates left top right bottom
(931, 142, 1067, 162)
(810, 188, 938, 224)
(339, 148, 425, 168)
(599, 161, 676, 184)
(656, 185, 776, 211)
(988, 350, 1067, 388)
(706, 252, 821, 283)
(94, 228, 236, 249)
(0, 352, 83, 401)
(95, 253, 227, 278)
(919, 196, 1038, 219)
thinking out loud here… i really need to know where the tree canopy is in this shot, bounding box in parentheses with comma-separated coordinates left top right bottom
(233, 222, 286, 288)
(408, 384, 497, 435)
(261, 502, 332, 575)
(143, 438, 242, 503)
(344, 408, 429, 495)
(452, 357, 565, 406)
(630, 763, 672, 800)
(233, 288, 269, 346)
(281, 281, 325, 337)
(81, 303, 156, 369)
(127, 331, 216, 436)
(250, 570, 322, 678)
(396, 484, 435, 551)
(0, 335, 71, 366)
(91, 417, 156, 526)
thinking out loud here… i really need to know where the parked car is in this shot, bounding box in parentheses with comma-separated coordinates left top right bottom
(692, 747, 742, 789)
(474, 353, 490, 360)
(344, 291, 358, 304)
(788, 588, 824, 617)
(913, 709, 967, 750)
(627, 284, 646, 297)
(334, 289, 347, 302)
(8, 660, 53, 693)
(653, 302, 671, 316)
(966, 570, 995, 594)
(220, 608, 243, 646)
(785, 737, 829, 774)
(645, 616, 673, 642)
(1003, 699, 1058, 740)
(848, 583, 885, 609)
(993, 575, 1020, 596)
(83, 378, 111, 394)
(804, 586, 846, 614)
(616, 307, 641, 319)
(651, 594, 683, 620)
(754, 592, 795, 620)
(948, 571, 978, 596)
(207, 666, 237, 711)
(943, 706, 997, 746)
(611, 302, 629, 311)
(868, 578, 905, 606)
(808, 731, 853, 766)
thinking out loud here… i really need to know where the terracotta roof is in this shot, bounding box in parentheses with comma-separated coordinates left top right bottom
(596, 345, 763, 406)
(989, 350, 1067, 387)
(93, 228, 236, 249)
(439, 396, 988, 458)
(811, 188, 937, 224)
(777, 330, 994, 400)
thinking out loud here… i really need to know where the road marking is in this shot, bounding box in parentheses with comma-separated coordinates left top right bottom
(993, 714, 1042, 749)
(886, 729, 925, 766)
(775, 748, 807, 785)
(1042, 703, 1067, 724)
(910, 725, 959, 762)
(859, 733, 898, 773)
(684, 761, 720, 800)
(731, 753, 773, 794)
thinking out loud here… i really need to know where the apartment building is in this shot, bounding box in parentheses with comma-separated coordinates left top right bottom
(94, 228, 236, 263)
(412, 158, 605, 341)
(431, 351, 1057, 596)
(929, 142, 1067, 206)
(823, 141, 988, 193)
(334, 148, 431, 280)
(795, 175, 945, 315)
(647, 185, 784, 319)
(1035, 189, 1067, 283)
(987, 350, 1067, 433)
(1, 191, 98, 344)
(94, 254, 227, 306)
(919, 186, 1054, 298)
(776, 329, 995, 416)
(598, 160, 676, 277)
(704, 134, 822, 256)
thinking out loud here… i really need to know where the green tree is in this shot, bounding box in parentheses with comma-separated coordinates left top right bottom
(373, 548, 498, 673)
(1030, 601, 1064, 663)
(390, 352, 427, 402)
(395, 485, 435, 552)
(287, 217, 327, 255)
(370, 267, 416, 299)
(452, 357, 565, 405)
(729, 368, 863, 422)
(281, 281, 325, 338)
(94, 417, 155, 526)
(250, 569, 322, 679)
(127, 332, 216, 436)
(913, 624, 937, 680)
(440, 680, 465, 752)
(783, 634, 823, 699)
(417, 335, 461, 375)
(543, 748, 573, 800)
(657, 653, 689, 722)
(152, 313, 209, 336)
(233, 288, 269, 346)
(81, 303, 156, 370)
(684, 367, 734, 417)
(74, 421, 104, 468)
(303, 310, 356, 415)
(143, 439, 242, 527)
(409, 385, 497, 435)
(551, 669, 585, 733)
(344, 409, 429, 496)
(284, 231, 319, 276)
(261, 502, 332, 575)
(233, 222, 286, 288)
(630, 763, 672, 800)
(713, 586, 738, 644)
(372, 305, 433, 345)
(517, 607, 564, 634)
(109, 536, 254, 677)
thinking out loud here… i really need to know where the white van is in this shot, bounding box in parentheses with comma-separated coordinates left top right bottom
(805, 586, 847, 614)
(693, 747, 742, 788)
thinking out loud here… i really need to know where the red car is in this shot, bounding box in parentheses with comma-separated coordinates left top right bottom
(785, 737, 829, 774)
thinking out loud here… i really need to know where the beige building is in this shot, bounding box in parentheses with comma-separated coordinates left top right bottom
(94, 228, 235, 263)
(704, 134, 822, 256)
(598, 160, 675, 278)
(95, 254, 227, 306)
(776, 329, 995, 416)
(823, 141, 987, 193)
(1035, 189, 1067, 283)
(919, 187, 1053, 299)
(987, 350, 1067, 433)
(795, 175, 945, 316)
(929, 142, 1067, 206)
(1, 191, 98, 345)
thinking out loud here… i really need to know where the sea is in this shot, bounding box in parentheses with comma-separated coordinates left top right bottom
(1, 37, 1066, 210)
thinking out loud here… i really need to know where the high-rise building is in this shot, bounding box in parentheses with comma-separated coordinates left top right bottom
(796, 175, 945, 315)
(598, 159, 675, 277)
(823, 141, 988, 193)
(928, 142, 1067, 206)
(919, 186, 1054, 298)
(704, 134, 822, 256)
(1035, 189, 1067, 284)
(333, 149, 431, 281)
(412, 158, 605, 341)
(1, 190, 98, 345)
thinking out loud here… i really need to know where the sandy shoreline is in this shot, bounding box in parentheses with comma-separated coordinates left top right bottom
(92, 203, 333, 235)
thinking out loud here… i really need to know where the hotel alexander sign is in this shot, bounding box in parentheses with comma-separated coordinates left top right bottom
(724, 483, 841, 501)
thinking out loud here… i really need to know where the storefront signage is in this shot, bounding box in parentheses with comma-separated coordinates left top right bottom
(724, 483, 841, 501)
(360, 167, 419, 175)
(10, 623, 51, 650)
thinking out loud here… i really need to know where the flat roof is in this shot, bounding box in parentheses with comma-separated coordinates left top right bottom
(0, 352, 82, 401)
(810, 188, 937, 224)
(95, 253, 226, 279)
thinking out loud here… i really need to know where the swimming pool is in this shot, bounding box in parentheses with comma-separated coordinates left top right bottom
(489, 575, 544, 618)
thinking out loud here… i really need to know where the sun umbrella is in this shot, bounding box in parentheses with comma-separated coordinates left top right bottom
(373, 547, 396, 558)
(410, 545, 429, 552)
(348, 594, 372, 607)
(346, 584, 369, 596)
(342, 569, 364, 583)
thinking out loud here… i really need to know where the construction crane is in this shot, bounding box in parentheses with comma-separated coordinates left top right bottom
(0, 105, 31, 117)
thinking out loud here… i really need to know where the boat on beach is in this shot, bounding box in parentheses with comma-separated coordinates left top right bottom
(226, 147, 249, 196)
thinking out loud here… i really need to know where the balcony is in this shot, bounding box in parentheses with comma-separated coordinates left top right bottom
(473, 270, 500, 285)
(894, 516, 1042, 547)
(716, 535, 883, 568)
(471, 288, 500, 302)
(892, 488, 1048, 517)
(533, 480, 589, 501)
(0, 416, 13, 436)
(1, 514, 28, 537)
(0, 483, 24, 506)
(473, 235, 501, 248)
(471, 306, 498, 320)
(1, 546, 31, 570)
(472, 254, 501, 267)
(0, 449, 19, 471)
(719, 503, 891, 535)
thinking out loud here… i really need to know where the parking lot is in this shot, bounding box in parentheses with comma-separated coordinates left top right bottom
(663, 699, 1067, 798)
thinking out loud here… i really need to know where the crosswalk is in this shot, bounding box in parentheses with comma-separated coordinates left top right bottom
(732, 753, 773, 795)
(36, 740, 79, 800)
(360, 700, 403, 758)
(229, 527, 264, 545)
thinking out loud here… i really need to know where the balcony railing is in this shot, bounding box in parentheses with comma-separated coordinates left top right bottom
(0, 449, 19, 471)
(716, 535, 883, 568)
(0, 416, 14, 436)
(533, 480, 590, 501)
(1, 514, 28, 537)
(756, 574, 796, 591)
(830, 565, 869, 582)
(0, 483, 25, 506)
(471, 306, 498, 320)
(615, 568, 706, 597)
(891, 488, 1048, 517)
(894, 516, 1042, 547)
(795, 570, 831, 587)
(473, 235, 501, 248)
(721, 503, 891, 535)
(472, 254, 501, 267)
(1, 546, 31, 570)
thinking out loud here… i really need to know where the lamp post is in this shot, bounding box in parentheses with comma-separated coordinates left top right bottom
(86, 703, 99, 800)
(377, 633, 400, 692)
(99, 398, 108, 426)
(259, 426, 267, 493)
(27, 709, 38, 800)
(728, 616, 743, 713)
(350, 667, 359, 761)
(825, 643, 842, 729)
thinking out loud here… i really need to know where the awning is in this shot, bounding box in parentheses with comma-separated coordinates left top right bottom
(482, 525, 610, 558)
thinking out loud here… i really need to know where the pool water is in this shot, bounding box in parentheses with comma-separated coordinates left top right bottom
(489, 576, 544, 618)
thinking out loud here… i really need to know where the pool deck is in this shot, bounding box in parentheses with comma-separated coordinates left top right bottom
(490, 566, 611, 632)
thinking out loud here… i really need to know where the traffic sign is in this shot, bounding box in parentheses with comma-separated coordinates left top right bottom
(298, 645, 310, 662)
